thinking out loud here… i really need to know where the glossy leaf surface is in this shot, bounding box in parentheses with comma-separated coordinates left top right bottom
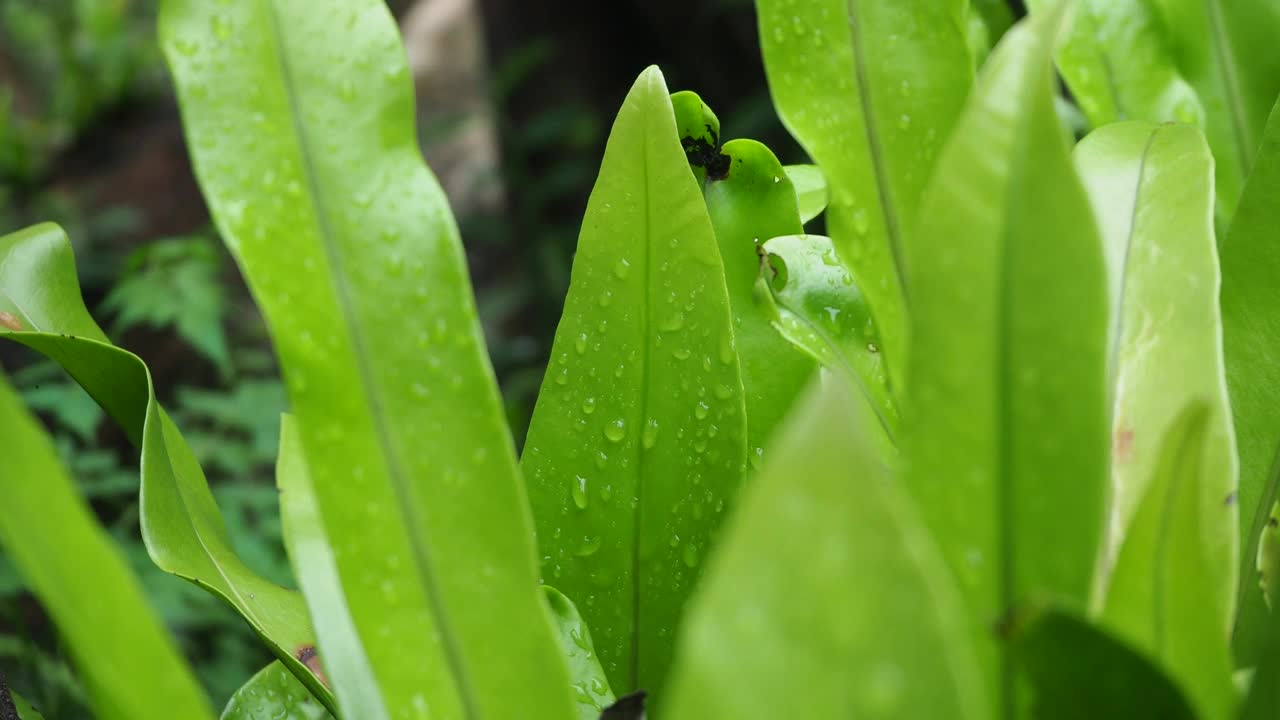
(704, 138, 815, 458)
(756, 0, 973, 389)
(522, 67, 747, 694)
(1073, 121, 1236, 613)
(1014, 608, 1197, 720)
(781, 164, 827, 224)
(0, 224, 329, 710)
(161, 0, 574, 716)
(277, 416, 385, 720)
(221, 663, 331, 720)
(663, 375, 986, 720)
(543, 587, 615, 719)
(0, 371, 213, 720)
(1102, 404, 1236, 720)
(904, 4, 1109, 709)
(763, 233, 896, 437)
(1221, 97, 1280, 664)
(1038, 0, 1280, 221)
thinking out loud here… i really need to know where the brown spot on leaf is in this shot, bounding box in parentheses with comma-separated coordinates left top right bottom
(295, 644, 330, 688)
(1224, 492, 1238, 507)
(0, 312, 22, 331)
(1113, 427, 1134, 463)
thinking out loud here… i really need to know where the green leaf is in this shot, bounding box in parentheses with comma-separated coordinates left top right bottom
(0, 370, 214, 720)
(1028, 0, 1201, 128)
(972, 0, 1016, 42)
(1242, 577, 1280, 720)
(755, 0, 973, 390)
(781, 165, 827, 224)
(1012, 607, 1197, 720)
(1221, 97, 1280, 665)
(0, 223, 331, 713)
(762, 233, 897, 439)
(663, 374, 988, 720)
(1101, 403, 1236, 720)
(1040, 0, 1280, 222)
(670, 90, 720, 188)
(703, 137, 816, 457)
(522, 67, 747, 695)
(1073, 121, 1237, 625)
(220, 663, 332, 720)
(904, 4, 1109, 711)
(10, 690, 46, 720)
(1261, 502, 1280, 610)
(543, 587, 616, 719)
(160, 0, 575, 716)
(276, 415, 384, 720)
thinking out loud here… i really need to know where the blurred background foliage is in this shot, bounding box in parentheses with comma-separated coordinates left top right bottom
(0, 0, 1023, 714)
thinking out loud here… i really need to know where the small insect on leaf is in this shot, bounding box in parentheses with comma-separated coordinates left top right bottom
(295, 644, 330, 688)
(0, 312, 23, 331)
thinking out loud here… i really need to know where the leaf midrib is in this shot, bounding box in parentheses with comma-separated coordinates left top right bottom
(262, 4, 479, 717)
(1204, 0, 1253, 173)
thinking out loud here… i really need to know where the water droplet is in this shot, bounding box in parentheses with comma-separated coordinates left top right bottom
(670, 534, 681, 548)
(695, 401, 710, 420)
(867, 342, 879, 353)
(554, 368, 569, 386)
(603, 419, 627, 443)
(642, 418, 660, 449)
(572, 476, 589, 509)
(853, 208, 870, 235)
(713, 384, 733, 400)
(576, 536, 602, 557)
(595, 450, 608, 469)
(600, 484, 614, 502)
(613, 258, 631, 279)
(660, 312, 685, 332)
(718, 332, 735, 364)
(673, 347, 691, 360)
(211, 14, 232, 40)
(582, 397, 597, 414)
(749, 446, 765, 470)
(598, 290, 614, 307)
(682, 544, 699, 568)
(575, 332, 588, 354)
(897, 114, 911, 130)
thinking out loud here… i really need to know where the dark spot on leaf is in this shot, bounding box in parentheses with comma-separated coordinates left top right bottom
(1270, 516, 1279, 528)
(1112, 428, 1134, 463)
(600, 690, 647, 719)
(0, 312, 21, 331)
(295, 644, 330, 688)
(1224, 492, 1237, 507)
(680, 129, 730, 182)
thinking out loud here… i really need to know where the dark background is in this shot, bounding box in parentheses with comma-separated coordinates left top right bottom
(0, 0, 1025, 713)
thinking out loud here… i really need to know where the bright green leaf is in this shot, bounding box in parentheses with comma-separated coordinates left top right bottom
(221, 663, 331, 720)
(277, 415, 385, 720)
(704, 138, 816, 457)
(755, 0, 973, 390)
(161, 0, 575, 715)
(663, 374, 987, 720)
(1073, 121, 1237, 624)
(1013, 607, 1197, 719)
(543, 587, 616, 719)
(0, 223, 331, 712)
(1221, 97, 1280, 665)
(10, 691, 45, 720)
(904, 4, 1109, 711)
(1101, 403, 1236, 719)
(762, 233, 897, 439)
(522, 66, 747, 695)
(781, 164, 827, 224)
(0, 370, 214, 720)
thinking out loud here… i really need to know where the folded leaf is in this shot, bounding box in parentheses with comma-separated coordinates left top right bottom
(0, 223, 330, 711)
(762, 233, 897, 438)
(543, 587, 616, 719)
(0, 370, 213, 720)
(781, 165, 827, 224)
(703, 137, 816, 457)
(161, 0, 575, 715)
(663, 374, 987, 719)
(904, 4, 1110, 710)
(1013, 607, 1197, 719)
(277, 415, 385, 720)
(755, 0, 973, 389)
(1073, 121, 1237, 622)
(1221, 96, 1280, 665)
(221, 663, 332, 720)
(521, 66, 748, 695)
(1102, 403, 1236, 720)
